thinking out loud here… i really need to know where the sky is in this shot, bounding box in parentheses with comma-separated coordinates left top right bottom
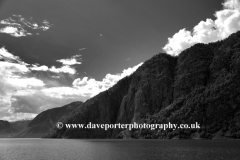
(0, 0, 239, 121)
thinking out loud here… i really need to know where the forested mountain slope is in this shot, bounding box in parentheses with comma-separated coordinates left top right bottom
(45, 31, 240, 139)
(14, 101, 82, 138)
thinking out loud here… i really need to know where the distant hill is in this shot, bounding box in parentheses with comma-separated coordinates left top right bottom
(45, 31, 240, 139)
(0, 120, 30, 138)
(14, 101, 82, 138)
(0, 120, 11, 129)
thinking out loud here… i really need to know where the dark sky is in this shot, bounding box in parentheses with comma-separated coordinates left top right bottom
(0, 0, 222, 80)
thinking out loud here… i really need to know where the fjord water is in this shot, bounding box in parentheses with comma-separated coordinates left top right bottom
(0, 139, 240, 160)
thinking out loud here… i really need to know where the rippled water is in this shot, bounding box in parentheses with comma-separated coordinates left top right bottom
(0, 139, 240, 160)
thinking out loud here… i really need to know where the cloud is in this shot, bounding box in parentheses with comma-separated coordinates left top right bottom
(30, 65, 49, 71)
(163, 0, 240, 56)
(57, 55, 82, 65)
(0, 60, 78, 120)
(79, 48, 86, 51)
(30, 64, 77, 74)
(11, 95, 42, 113)
(0, 55, 45, 121)
(0, 59, 44, 97)
(49, 65, 76, 74)
(0, 48, 143, 121)
(0, 15, 53, 37)
(0, 26, 31, 37)
(223, 0, 240, 9)
(30, 55, 82, 74)
(73, 62, 143, 97)
(0, 112, 37, 122)
(52, 75, 60, 79)
(7, 77, 44, 89)
(0, 47, 21, 62)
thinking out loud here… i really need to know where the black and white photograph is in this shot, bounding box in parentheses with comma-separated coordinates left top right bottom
(0, 0, 240, 159)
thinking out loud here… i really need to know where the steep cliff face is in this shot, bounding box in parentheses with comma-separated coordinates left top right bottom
(45, 31, 240, 139)
(14, 101, 82, 138)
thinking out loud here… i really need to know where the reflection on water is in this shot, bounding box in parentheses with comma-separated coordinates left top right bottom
(0, 139, 240, 160)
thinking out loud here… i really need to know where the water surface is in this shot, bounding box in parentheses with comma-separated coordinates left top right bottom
(0, 139, 239, 160)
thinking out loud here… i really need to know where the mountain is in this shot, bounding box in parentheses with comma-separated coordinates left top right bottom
(0, 101, 82, 138)
(46, 31, 240, 139)
(0, 120, 10, 128)
(0, 120, 30, 138)
(14, 101, 82, 138)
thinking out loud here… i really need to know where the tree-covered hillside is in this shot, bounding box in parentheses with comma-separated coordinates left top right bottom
(45, 31, 240, 139)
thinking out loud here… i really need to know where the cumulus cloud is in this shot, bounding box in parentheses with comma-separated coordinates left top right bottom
(0, 47, 21, 62)
(57, 55, 82, 65)
(0, 15, 53, 37)
(0, 55, 45, 121)
(163, 0, 240, 56)
(0, 48, 143, 121)
(73, 63, 143, 97)
(0, 60, 79, 120)
(223, 0, 240, 9)
(49, 65, 76, 74)
(0, 56, 44, 97)
(30, 64, 77, 74)
(30, 55, 81, 74)
(30, 65, 49, 71)
(0, 49, 64, 121)
(0, 26, 31, 37)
